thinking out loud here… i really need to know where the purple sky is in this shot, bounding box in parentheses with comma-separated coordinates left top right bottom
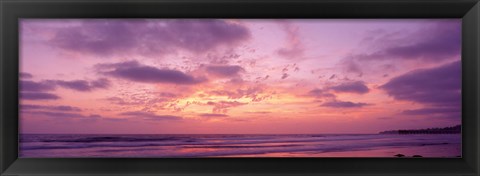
(19, 19, 461, 134)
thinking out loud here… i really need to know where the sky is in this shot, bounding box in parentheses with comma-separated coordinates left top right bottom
(19, 19, 461, 134)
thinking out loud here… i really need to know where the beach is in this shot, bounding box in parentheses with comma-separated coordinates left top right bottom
(19, 134, 461, 158)
(223, 143, 460, 157)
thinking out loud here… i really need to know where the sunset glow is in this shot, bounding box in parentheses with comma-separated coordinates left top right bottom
(19, 19, 461, 134)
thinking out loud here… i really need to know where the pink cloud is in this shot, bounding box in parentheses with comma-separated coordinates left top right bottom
(207, 101, 247, 113)
(119, 111, 182, 121)
(276, 22, 304, 59)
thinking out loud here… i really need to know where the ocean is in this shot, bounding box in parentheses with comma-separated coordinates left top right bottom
(19, 134, 461, 158)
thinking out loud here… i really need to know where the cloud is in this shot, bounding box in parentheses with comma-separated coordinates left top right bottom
(119, 111, 182, 121)
(340, 20, 460, 75)
(105, 97, 135, 105)
(104, 96, 170, 108)
(357, 21, 460, 61)
(208, 87, 268, 102)
(381, 60, 461, 120)
(51, 78, 111, 92)
(20, 79, 61, 100)
(339, 58, 363, 76)
(22, 111, 101, 120)
(22, 110, 109, 122)
(401, 107, 461, 119)
(46, 19, 250, 56)
(20, 72, 33, 79)
(281, 73, 289, 79)
(205, 65, 244, 78)
(307, 82, 369, 108)
(23, 111, 85, 118)
(401, 107, 460, 116)
(199, 113, 229, 117)
(245, 111, 271, 114)
(158, 92, 178, 98)
(207, 101, 247, 113)
(307, 89, 336, 99)
(90, 78, 111, 89)
(379, 24, 460, 61)
(305, 81, 368, 106)
(95, 60, 140, 69)
(97, 60, 205, 85)
(20, 80, 56, 92)
(21, 78, 110, 92)
(329, 74, 336, 80)
(21, 104, 82, 112)
(20, 92, 60, 100)
(328, 81, 369, 94)
(380, 60, 460, 107)
(276, 22, 304, 59)
(321, 100, 370, 108)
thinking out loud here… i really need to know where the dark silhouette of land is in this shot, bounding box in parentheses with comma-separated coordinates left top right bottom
(379, 125, 461, 134)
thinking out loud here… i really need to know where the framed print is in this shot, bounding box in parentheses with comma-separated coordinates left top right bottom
(1, 0, 479, 175)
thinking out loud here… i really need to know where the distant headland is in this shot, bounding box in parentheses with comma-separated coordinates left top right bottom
(379, 125, 461, 134)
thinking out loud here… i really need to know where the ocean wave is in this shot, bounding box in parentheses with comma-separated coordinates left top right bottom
(19, 134, 461, 157)
(38, 136, 194, 143)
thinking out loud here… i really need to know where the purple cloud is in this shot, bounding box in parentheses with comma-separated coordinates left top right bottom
(328, 81, 369, 94)
(20, 92, 60, 100)
(208, 87, 268, 102)
(97, 61, 205, 85)
(401, 107, 461, 120)
(307, 89, 336, 99)
(199, 113, 229, 117)
(20, 72, 33, 79)
(20, 80, 55, 92)
(339, 59, 363, 76)
(276, 22, 304, 59)
(51, 21, 136, 56)
(23, 111, 85, 118)
(21, 104, 82, 112)
(119, 111, 182, 121)
(358, 21, 460, 61)
(48, 19, 251, 56)
(104, 97, 135, 105)
(402, 107, 460, 116)
(207, 101, 247, 113)
(52, 78, 110, 92)
(95, 60, 140, 69)
(329, 74, 336, 80)
(205, 65, 244, 77)
(340, 21, 460, 75)
(381, 24, 460, 61)
(21, 78, 110, 92)
(380, 60, 461, 107)
(158, 92, 178, 98)
(22, 111, 105, 121)
(307, 82, 369, 109)
(90, 78, 111, 89)
(321, 100, 370, 108)
(245, 111, 271, 114)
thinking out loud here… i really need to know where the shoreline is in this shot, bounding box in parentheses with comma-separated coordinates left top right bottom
(19, 134, 461, 158)
(218, 144, 461, 158)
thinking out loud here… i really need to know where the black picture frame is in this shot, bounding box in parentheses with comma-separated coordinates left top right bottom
(1, 0, 479, 175)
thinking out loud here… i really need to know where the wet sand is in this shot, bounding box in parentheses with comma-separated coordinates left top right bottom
(220, 143, 461, 158)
